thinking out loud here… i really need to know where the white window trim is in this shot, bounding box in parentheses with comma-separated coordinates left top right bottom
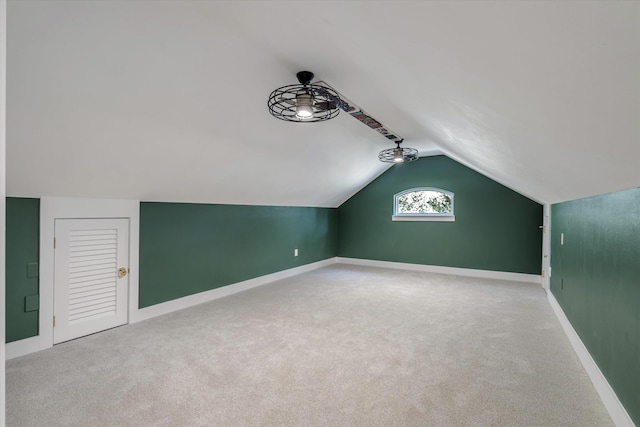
(392, 214, 455, 222)
(393, 187, 455, 221)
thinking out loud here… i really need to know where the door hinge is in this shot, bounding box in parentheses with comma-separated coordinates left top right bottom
(53, 316, 56, 327)
(53, 237, 56, 249)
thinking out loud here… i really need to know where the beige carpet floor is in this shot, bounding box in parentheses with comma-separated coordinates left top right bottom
(7, 264, 612, 426)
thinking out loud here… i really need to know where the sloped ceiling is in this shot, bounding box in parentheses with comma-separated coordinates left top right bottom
(7, 0, 640, 207)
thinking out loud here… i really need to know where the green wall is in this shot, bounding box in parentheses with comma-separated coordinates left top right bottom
(551, 187, 639, 424)
(338, 156, 542, 274)
(5, 197, 40, 343)
(139, 203, 338, 307)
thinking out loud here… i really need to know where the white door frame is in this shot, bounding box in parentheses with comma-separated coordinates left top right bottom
(541, 204, 551, 291)
(39, 197, 140, 351)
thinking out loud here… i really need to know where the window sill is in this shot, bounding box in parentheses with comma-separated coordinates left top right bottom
(392, 215, 455, 222)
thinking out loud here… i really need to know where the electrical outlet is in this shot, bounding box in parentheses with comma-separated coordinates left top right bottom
(561, 233, 564, 245)
(294, 249, 298, 257)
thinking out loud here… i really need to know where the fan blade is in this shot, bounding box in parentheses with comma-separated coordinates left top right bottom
(314, 101, 337, 111)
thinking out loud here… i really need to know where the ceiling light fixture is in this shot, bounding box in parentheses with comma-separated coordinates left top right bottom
(268, 71, 341, 122)
(378, 140, 419, 163)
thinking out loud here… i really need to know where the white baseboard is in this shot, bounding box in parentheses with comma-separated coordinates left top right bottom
(548, 291, 634, 427)
(131, 258, 337, 323)
(6, 335, 42, 360)
(336, 257, 541, 284)
(6, 257, 542, 360)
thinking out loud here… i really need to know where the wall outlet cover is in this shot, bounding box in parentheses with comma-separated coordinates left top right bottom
(27, 262, 39, 278)
(25, 294, 40, 312)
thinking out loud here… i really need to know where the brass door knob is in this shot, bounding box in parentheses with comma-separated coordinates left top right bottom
(118, 267, 128, 278)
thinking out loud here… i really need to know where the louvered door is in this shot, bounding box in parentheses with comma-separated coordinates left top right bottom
(54, 218, 129, 344)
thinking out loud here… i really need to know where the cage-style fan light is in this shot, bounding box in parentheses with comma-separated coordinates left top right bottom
(268, 71, 341, 122)
(378, 140, 419, 163)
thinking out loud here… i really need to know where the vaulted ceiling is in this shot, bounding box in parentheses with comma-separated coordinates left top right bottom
(7, 1, 640, 207)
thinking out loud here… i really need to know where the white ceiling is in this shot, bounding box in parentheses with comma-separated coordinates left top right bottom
(7, 0, 640, 207)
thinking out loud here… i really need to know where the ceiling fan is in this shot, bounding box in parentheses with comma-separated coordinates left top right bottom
(267, 71, 341, 122)
(268, 71, 419, 163)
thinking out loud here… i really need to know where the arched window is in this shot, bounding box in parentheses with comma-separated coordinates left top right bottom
(393, 188, 455, 222)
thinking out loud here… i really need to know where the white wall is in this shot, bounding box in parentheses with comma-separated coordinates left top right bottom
(1, 0, 8, 423)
